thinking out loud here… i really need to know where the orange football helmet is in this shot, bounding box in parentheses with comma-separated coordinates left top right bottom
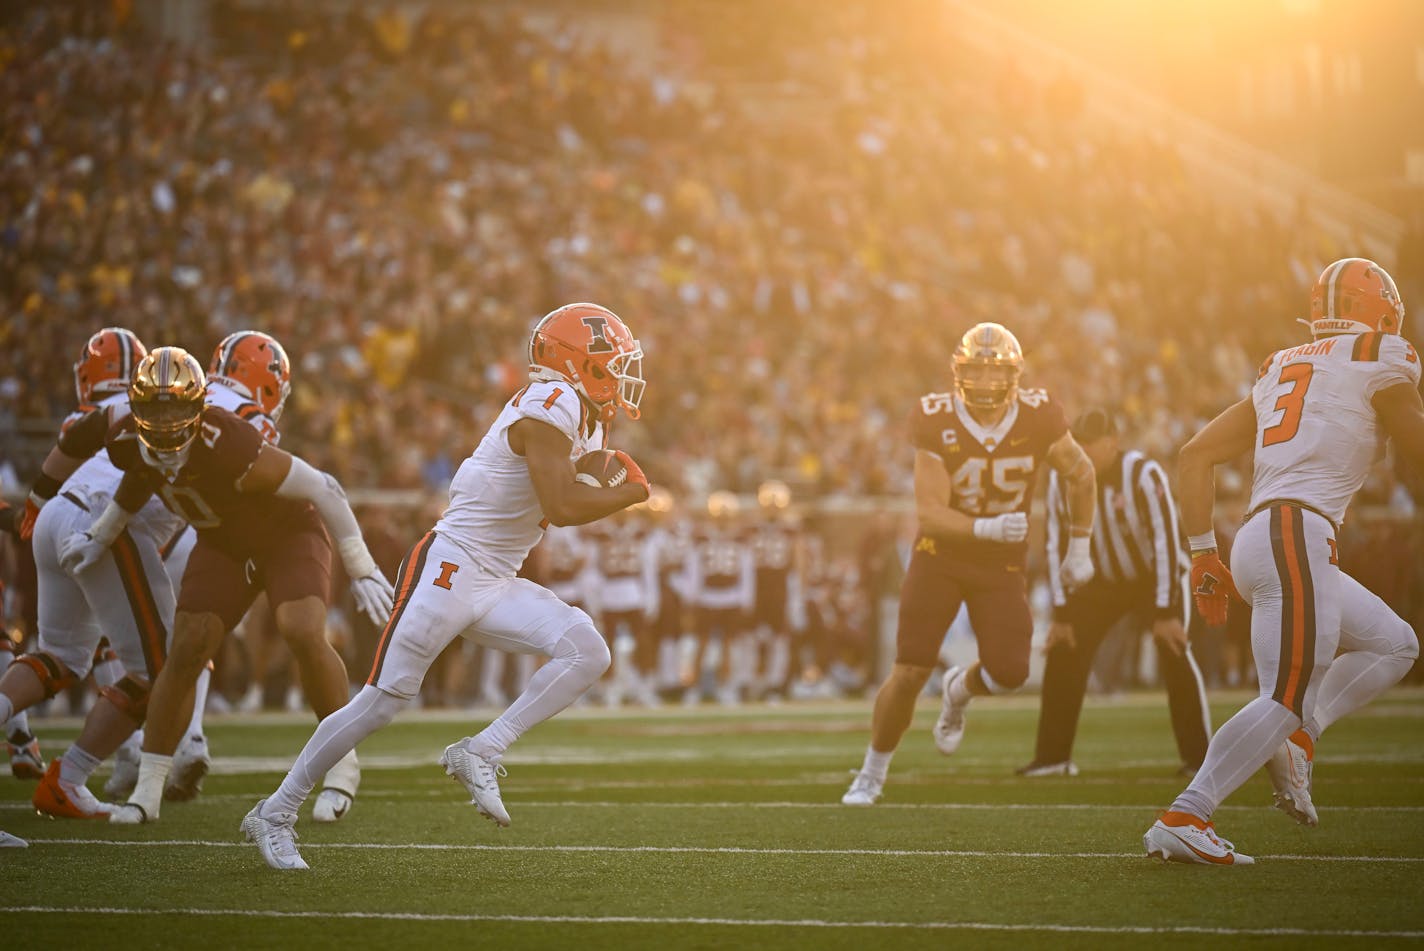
(73, 327, 147, 404)
(1309, 258, 1405, 337)
(953, 322, 1023, 411)
(529, 303, 644, 422)
(209, 331, 291, 419)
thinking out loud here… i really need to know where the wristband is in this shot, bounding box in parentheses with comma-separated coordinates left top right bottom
(1187, 531, 1217, 554)
(1066, 536, 1090, 559)
(337, 536, 377, 580)
(86, 500, 131, 547)
(33, 472, 61, 501)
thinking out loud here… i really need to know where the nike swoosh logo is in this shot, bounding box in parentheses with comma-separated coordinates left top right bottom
(1169, 828, 1236, 865)
(1009, 438, 1029, 446)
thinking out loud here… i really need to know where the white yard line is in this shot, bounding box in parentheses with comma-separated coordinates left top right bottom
(21, 838, 1424, 863)
(1, 905, 1420, 938)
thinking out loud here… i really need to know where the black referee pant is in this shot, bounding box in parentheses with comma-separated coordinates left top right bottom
(1032, 580, 1209, 770)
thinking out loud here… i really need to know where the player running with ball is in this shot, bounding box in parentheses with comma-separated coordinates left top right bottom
(243, 303, 650, 870)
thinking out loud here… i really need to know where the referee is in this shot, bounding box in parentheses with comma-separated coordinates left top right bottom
(1020, 409, 1210, 776)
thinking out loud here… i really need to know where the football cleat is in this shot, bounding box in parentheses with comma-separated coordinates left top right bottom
(1266, 730, 1318, 827)
(242, 799, 308, 871)
(312, 748, 360, 823)
(107, 802, 152, 825)
(8, 733, 44, 781)
(105, 736, 141, 800)
(439, 741, 511, 827)
(1015, 760, 1079, 778)
(0, 831, 27, 848)
(841, 769, 883, 806)
(932, 666, 969, 755)
(33, 760, 112, 819)
(1144, 811, 1253, 866)
(164, 734, 211, 802)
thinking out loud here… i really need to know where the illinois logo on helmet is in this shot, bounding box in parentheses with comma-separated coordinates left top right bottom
(1308, 258, 1406, 337)
(129, 347, 207, 464)
(529, 303, 645, 423)
(74, 327, 147, 404)
(209, 331, 292, 419)
(953, 322, 1024, 411)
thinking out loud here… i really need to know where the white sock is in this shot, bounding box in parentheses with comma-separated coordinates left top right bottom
(948, 668, 973, 705)
(1171, 697, 1298, 819)
(265, 687, 403, 819)
(187, 665, 211, 738)
(0, 693, 15, 732)
(469, 624, 610, 760)
(860, 746, 894, 783)
(1303, 650, 1415, 742)
(131, 753, 174, 817)
(60, 745, 101, 786)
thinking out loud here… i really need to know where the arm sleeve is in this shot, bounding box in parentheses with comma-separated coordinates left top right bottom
(1045, 470, 1067, 611)
(274, 456, 374, 577)
(1138, 460, 1182, 613)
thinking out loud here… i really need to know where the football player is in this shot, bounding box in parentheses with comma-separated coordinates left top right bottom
(583, 507, 660, 706)
(110, 331, 293, 804)
(843, 322, 1096, 805)
(686, 492, 755, 705)
(242, 302, 648, 870)
(749, 480, 803, 700)
(0, 328, 184, 817)
(1145, 259, 1422, 865)
(50, 347, 393, 825)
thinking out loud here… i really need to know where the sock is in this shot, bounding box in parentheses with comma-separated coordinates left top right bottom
(265, 686, 403, 818)
(60, 745, 101, 786)
(187, 665, 211, 739)
(1170, 697, 1298, 820)
(469, 624, 609, 760)
(1302, 650, 1415, 743)
(1289, 729, 1314, 758)
(860, 746, 894, 783)
(948, 667, 973, 705)
(130, 753, 173, 817)
(0, 694, 15, 731)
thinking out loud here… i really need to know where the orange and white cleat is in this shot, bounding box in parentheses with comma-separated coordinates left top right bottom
(1266, 729, 1317, 827)
(33, 760, 112, 820)
(1144, 810, 1253, 866)
(7, 733, 44, 780)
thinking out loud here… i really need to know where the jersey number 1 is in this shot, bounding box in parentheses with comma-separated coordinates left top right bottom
(1261, 363, 1313, 447)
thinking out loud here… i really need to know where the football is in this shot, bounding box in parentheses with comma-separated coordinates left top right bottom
(574, 448, 628, 488)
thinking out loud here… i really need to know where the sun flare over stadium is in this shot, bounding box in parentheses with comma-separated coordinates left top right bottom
(2, 1, 1423, 947)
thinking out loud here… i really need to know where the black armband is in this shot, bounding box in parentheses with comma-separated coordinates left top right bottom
(33, 471, 62, 501)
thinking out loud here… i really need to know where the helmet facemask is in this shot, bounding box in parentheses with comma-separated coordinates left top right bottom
(133, 397, 203, 454)
(953, 360, 1020, 411)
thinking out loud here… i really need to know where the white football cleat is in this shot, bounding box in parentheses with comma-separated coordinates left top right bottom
(7, 733, 44, 780)
(1266, 732, 1317, 827)
(312, 749, 360, 823)
(439, 741, 511, 827)
(932, 666, 969, 755)
(107, 802, 152, 825)
(0, 831, 27, 848)
(105, 735, 141, 800)
(164, 734, 211, 802)
(242, 799, 308, 871)
(1144, 811, 1253, 866)
(1015, 760, 1080, 778)
(841, 770, 883, 806)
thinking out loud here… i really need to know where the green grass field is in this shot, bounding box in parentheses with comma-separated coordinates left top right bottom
(4, 689, 1422, 949)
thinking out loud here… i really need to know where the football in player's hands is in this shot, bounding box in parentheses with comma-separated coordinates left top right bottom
(575, 449, 631, 488)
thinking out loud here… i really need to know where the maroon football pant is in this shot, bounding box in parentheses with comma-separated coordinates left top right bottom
(895, 545, 1032, 690)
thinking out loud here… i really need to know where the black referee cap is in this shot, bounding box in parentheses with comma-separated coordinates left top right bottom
(1071, 407, 1118, 442)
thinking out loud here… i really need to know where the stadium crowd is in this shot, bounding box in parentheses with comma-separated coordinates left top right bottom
(1, 1, 1420, 705)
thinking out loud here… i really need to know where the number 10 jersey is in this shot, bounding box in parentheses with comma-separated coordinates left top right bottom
(1249, 332, 1419, 526)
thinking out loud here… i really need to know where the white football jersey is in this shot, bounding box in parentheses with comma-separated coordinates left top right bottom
(435, 379, 602, 578)
(1249, 332, 1420, 525)
(206, 379, 280, 444)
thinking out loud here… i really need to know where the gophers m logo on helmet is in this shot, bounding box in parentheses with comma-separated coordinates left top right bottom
(581, 316, 615, 354)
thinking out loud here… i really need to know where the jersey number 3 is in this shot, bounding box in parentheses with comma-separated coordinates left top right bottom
(1262, 363, 1313, 447)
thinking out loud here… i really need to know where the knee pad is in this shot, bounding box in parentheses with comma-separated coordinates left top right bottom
(14, 652, 80, 699)
(99, 675, 151, 723)
(557, 623, 612, 677)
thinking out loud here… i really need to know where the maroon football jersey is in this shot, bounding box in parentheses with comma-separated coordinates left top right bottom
(908, 387, 1067, 567)
(584, 521, 648, 580)
(693, 523, 750, 591)
(104, 406, 323, 559)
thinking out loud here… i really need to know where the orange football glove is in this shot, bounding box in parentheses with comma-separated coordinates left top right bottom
(612, 450, 649, 493)
(1190, 550, 1240, 627)
(18, 493, 43, 541)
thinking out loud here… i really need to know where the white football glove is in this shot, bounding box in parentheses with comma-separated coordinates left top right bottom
(1061, 535, 1095, 591)
(972, 512, 1029, 544)
(58, 531, 108, 577)
(350, 570, 395, 628)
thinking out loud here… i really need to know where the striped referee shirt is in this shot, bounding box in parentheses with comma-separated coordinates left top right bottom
(1046, 450, 1187, 619)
